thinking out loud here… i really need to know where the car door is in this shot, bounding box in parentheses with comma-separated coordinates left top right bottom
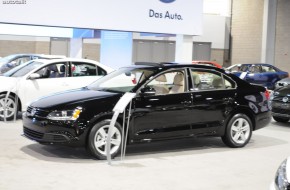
(22, 62, 70, 105)
(131, 69, 193, 141)
(189, 69, 236, 136)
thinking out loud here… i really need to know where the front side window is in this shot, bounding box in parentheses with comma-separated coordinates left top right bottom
(146, 70, 186, 95)
(249, 65, 261, 73)
(35, 62, 67, 79)
(191, 69, 234, 91)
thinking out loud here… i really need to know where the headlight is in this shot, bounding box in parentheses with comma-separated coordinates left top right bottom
(47, 107, 82, 121)
(275, 159, 290, 190)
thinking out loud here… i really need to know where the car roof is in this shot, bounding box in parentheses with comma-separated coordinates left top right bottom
(34, 58, 99, 64)
(235, 63, 273, 66)
(126, 62, 226, 72)
(32, 58, 114, 72)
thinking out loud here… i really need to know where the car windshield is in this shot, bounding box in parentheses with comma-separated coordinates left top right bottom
(0, 55, 16, 64)
(87, 67, 156, 93)
(3, 61, 44, 77)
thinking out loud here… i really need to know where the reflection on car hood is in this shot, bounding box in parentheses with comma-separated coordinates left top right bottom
(30, 88, 121, 109)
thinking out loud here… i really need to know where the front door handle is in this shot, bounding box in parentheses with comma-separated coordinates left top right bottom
(223, 97, 233, 102)
(181, 101, 192, 106)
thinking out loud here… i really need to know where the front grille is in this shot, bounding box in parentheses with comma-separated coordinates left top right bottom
(43, 133, 69, 143)
(27, 106, 50, 118)
(24, 127, 70, 143)
(273, 96, 290, 103)
(23, 127, 44, 139)
(53, 135, 68, 142)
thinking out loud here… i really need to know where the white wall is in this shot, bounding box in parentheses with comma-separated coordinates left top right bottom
(193, 14, 229, 49)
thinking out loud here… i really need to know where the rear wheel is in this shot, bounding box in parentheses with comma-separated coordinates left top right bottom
(222, 114, 253, 148)
(0, 94, 17, 121)
(87, 119, 122, 160)
(273, 116, 289, 123)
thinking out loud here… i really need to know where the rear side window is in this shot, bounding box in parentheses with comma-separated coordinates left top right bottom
(261, 65, 277, 72)
(70, 62, 107, 77)
(190, 69, 235, 91)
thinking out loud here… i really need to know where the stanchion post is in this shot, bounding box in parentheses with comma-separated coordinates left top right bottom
(106, 92, 136, 165)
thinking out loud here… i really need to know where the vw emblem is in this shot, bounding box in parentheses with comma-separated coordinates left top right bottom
(282, 97, 289, 103)
(31, 108, 37, 116)
(160, 0, 176, 3)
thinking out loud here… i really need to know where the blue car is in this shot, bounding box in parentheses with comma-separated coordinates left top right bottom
(227, 63, 289, 90)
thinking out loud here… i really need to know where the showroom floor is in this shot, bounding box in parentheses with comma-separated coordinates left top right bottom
(0, 119, 289, 190)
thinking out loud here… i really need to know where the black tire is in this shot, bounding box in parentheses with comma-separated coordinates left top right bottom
(222, 114, 253, 148)
(87, 119, 122, 160)
(273, 116, 289, 123)
(0, 94, 17, 121)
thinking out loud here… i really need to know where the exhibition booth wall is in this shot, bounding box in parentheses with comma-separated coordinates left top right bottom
(0, 14, 230, 66)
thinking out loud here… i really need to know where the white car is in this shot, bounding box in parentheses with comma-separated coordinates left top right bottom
(270, 157, 290, 190)
(0, 58, 113, 120)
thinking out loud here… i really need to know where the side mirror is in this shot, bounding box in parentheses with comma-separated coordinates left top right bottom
(140, 86, 156, 97)
(29, 73, 41, 80)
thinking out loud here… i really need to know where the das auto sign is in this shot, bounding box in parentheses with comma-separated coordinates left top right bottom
(0, 0, 203, 35)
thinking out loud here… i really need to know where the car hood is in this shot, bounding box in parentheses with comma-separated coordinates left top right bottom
(0, 76, 21, 91)
(276, 86, 290, 96)
(30, 88, 122, 109)
(278, 77, 290, 83)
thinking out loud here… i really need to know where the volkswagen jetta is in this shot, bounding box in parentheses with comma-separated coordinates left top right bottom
(23, 63, 271, 160)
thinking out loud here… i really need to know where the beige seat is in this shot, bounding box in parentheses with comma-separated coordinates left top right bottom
(169, 73, 184, 94)
(192, 73, 201, 88)
(153, 75, 169, 95)
(212, 76, 224, 89)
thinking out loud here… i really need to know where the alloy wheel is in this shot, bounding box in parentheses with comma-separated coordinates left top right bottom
(93, 125, 121, 156)
(230, 118, 250, 144)
(0, 96, 16, 119)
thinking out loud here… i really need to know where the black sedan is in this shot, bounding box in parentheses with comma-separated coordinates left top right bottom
(23, 63, 271, 160)
(270, 86, 290, 123)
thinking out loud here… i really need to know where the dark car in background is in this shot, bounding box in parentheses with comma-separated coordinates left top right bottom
(0, 54, 65, 74)
(23, 63, 271, 160)
(227, 63, 288, 90)
(270, 85, 290, 123)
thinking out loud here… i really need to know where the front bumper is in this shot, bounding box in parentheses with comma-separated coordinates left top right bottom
(22, 114, 83, 146)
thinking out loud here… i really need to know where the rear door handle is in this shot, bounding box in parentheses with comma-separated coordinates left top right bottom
(181, 101, 192, 106)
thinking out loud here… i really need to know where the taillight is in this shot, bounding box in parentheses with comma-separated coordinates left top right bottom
(264, 89, 270, 100)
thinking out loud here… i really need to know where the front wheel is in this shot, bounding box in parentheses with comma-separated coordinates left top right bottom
(87, 119, 122, 160)
(0, 94, 17, 121)
(273, 116, 289, 123)
(222, 114, 253, 148)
